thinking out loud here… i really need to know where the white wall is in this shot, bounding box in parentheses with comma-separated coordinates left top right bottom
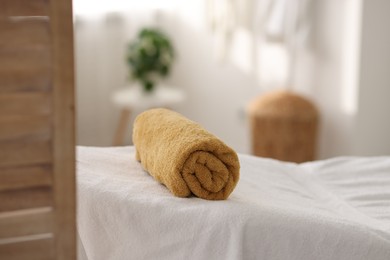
(74, 11, 157, 146)
(74, 2, 260, 153)
(354, 0, 390, 155)
(159, 0, 364, 158)
(305, 0, 361, 158)
(74, 0, 390, 158)
(157, 2, 258, 154)
(75, 16, 127, 146)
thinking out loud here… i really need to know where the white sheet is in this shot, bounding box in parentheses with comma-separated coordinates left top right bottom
(77, 146, 390, 260)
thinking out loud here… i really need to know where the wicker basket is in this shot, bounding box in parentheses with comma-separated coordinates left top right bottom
(248, 90, 319, 163)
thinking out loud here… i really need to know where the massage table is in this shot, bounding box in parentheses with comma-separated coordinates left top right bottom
(76, 146, 390, 260)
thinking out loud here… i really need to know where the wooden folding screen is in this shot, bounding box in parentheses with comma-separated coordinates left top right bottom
(0, 0, 76, 259)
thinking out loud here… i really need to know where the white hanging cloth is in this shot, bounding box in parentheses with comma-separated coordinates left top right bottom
(206, 0, 312, 63)
(206, 0, 254, 62)
(257, 0, 313, 49)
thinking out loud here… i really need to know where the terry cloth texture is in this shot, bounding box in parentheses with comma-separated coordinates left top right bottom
(132, 108, 240, 200)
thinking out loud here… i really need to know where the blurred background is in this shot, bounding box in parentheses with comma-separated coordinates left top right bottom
(73, 0, 390, 160)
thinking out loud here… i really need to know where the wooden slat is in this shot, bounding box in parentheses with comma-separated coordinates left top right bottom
(0, 48, 51, 93)
(0, 236, 54, 260)
(0, 115, 51, 141)
(0, 18, 51, 92)
(0, 187, 52, 212)
(0, 139, 52, 168)
(0, 0, 49, 17)
(0, 68, 51, 92)
(0, 164, 52, 191)
(0, 93, 51, 116)
(50, 0, 77, 258)
(0, 208, 53, 238)
(0, 45, 50, 68)
(0, 18, 50, 48)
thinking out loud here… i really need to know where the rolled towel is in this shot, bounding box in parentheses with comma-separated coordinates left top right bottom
(133, 108, 240, 200)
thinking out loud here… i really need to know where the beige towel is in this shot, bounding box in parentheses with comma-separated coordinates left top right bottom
(132, 108, 240, 200)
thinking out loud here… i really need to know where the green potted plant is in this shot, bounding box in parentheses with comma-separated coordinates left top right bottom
(126, 28, 175, 92)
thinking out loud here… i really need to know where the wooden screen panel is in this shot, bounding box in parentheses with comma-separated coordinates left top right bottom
(0, 188, 52, 212)
(0, 0, 76, 259)
(0, 165, 52, 192)
(0, 208, 53, 239)
(0, 115, 51, 141)
(0, 93, 51, 116)
(0, 0, 49, 17)
(0, 236, 55, 260)
(0, 139, 52, 168)
(0, 18, 50, 47)
(50, 0, 77, 258)
(0, 18, 51, 93)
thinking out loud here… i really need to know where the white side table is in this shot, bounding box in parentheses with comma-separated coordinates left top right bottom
(111, 85, 185, 145)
